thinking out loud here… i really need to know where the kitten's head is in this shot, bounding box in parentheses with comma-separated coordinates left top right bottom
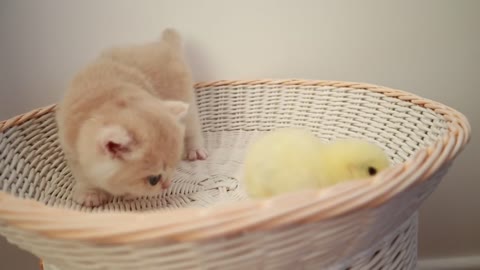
(77, 97, 189, 198)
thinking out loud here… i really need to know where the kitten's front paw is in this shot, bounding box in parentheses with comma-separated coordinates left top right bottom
(73, 189, 110, 207)
(185, 147, 208, 161)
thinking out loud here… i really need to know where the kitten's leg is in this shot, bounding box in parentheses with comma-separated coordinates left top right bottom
(183, 101, 208, 161)
(66, 159, 110, 207)
(72, 181, 111, 207)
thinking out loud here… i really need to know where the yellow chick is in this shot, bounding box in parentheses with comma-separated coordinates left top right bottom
(242, 128, 391, 198)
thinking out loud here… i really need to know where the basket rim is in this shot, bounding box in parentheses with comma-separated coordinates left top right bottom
(0, 79, 471, 245)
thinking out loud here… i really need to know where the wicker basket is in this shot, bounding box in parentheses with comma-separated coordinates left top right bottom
(0, 80, 470, 270)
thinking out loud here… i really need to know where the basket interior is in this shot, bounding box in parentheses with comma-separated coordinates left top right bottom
(0, 84, 449, 212)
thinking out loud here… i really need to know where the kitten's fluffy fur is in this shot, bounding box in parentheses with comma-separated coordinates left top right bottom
(56, 29, 207, 207)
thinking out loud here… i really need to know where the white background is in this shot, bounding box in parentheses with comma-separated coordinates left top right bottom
(0, 0, 479, 268)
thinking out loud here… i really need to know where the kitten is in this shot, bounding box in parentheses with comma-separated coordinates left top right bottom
(56, 28, 207, 207)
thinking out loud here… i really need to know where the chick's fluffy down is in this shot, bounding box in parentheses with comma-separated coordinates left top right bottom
(243, 129, 325, 198)
(242, 128, 390, 198)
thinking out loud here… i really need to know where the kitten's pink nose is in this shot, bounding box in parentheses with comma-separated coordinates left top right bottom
(161, 179, 172, 189)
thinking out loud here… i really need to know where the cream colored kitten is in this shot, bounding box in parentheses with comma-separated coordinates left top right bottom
(56, 28, 207, 207)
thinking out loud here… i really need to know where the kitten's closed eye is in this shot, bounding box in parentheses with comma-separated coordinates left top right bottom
(148, 175, 162, 186)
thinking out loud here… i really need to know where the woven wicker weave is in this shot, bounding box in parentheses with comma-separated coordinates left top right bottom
(0, 80, 470, 270)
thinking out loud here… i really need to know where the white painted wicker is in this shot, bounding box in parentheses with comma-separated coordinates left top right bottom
(0, 80, 470, 270)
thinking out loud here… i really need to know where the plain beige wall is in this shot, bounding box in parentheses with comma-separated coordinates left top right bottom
(0, 0, 478, 268)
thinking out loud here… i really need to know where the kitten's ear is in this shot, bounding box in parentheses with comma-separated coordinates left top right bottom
(97, 125, 135, 160)
(163, 100, 189, 120)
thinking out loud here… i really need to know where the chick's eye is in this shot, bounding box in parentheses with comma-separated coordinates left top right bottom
(368, 166, 377, 176)
(148, 175, 162, 186)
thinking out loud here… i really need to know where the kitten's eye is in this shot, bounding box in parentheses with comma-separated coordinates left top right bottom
(368, 166, 377, 176)
(148, 175, 162, 186)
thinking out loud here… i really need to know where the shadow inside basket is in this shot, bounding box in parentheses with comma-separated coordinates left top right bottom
(0, 85, 450, 213)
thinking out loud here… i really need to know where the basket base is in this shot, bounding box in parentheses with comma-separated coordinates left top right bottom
(333, 212, 418, 269)
(40, 212, 418, 270)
